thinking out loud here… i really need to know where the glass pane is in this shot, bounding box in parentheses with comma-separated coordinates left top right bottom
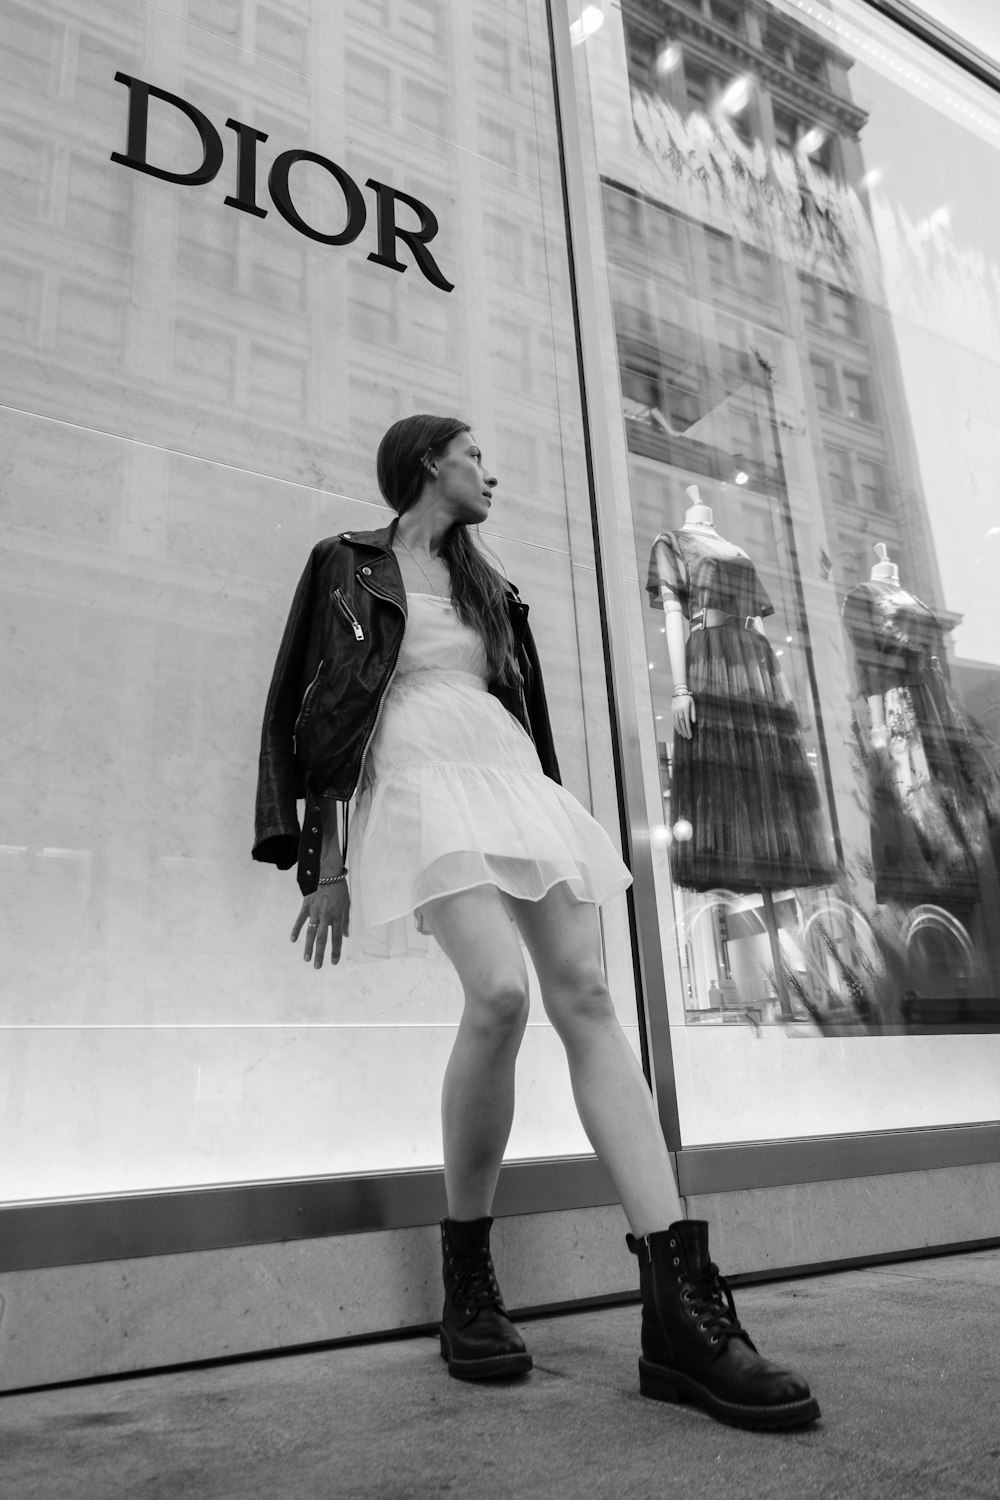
(0, 0, 635, 1202)
(574, 0, 1000, 1143)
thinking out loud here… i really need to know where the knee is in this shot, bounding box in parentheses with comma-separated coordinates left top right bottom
(463, 974, 530, 1046)
(542, 964, 615, 1034)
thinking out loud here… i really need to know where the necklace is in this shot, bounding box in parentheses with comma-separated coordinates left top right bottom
(395, 534, 449, 600)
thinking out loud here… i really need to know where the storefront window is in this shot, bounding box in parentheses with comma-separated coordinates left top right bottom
(575, 0, 1000, 1144)
(0, 0, 636, 1202)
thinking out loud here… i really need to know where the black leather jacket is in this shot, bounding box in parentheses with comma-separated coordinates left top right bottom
(253, 520, 561, 894)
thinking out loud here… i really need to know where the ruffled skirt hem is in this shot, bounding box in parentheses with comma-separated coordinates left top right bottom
(347, 761, 632, 959)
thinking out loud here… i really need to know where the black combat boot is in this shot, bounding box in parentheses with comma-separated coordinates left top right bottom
(439, 1217, 532, 1380)
(627, 1220, 820, 1430)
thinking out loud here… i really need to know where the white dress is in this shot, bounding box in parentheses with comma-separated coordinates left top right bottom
(349, 593, 632, 956)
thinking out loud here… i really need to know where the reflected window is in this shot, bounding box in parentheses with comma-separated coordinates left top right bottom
(685, 62, 717, 115)
(649, 206, 686, 266)
(825, 445, 855, 504)
(344, 53, 391, 113)
(773, 107, 799, 152)
(710, 1, 742, 34)
(843, 370, 875, 423)
(622, 367, 659, 408)
(721, 341, 752, 386)
(827, 289, 860, 339)
(479, 117, 517, 171)
(349, 267, 398, 345)
(56, 283, 123, 366)
(474, 25, 513, 92)
(705, 229, 737, 286)
(857, 457, 890, 513)
(175, 320, 236, 400)
(762, 21, 792, 65)
(491, 315, 533, 393)
(405, 81, 448, 134)
(76, 32, 133, 127)
(800, 275, 822, 324)
(810, 356, 838, 410)
(797, 44, 826, 85)
(743, 246, 776, 303)
(67, 154, 132, 249)
(605, 186, 644, 249)
(0, 260, 37, 342)
(2, 129, 49, 221)
(1, 2, 60, 94)
(250, 343, 307, 419)
(257, 6, 308, 71)
(189, 0, 242, 41)
(347, 0, 390, 27)
(253, 235, 306, 312)
(178, 199, 238, 290)
(398, 0, 442, 54)
(665, 381, 700, 428)
(483, 214, 523, 287)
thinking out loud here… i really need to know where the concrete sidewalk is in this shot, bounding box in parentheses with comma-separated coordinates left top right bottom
(1, 1248, 997, 1500)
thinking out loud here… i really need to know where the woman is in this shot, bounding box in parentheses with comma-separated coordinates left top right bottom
(253, 414, 819, 1431)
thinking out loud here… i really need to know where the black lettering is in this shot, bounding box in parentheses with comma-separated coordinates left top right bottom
(365, 178, 454, 293)
(110, 73, 223, 186)
(224, 118, 268, 218)
(268, 149, 366, 245)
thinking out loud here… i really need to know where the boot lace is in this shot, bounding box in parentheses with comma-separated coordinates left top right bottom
(453, 1250, 504, 1315)
(681, 1262, 750, 1347)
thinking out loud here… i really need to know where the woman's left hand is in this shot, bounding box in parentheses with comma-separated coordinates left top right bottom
(291, 881, 351, 968)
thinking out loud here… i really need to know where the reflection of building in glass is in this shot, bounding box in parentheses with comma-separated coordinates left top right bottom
(0, 0, 583, 1027)
(607, 0, 1000, 1026)
(613, 0, 942, 607)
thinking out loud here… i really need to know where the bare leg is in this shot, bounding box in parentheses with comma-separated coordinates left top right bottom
(510, 882, 683, 1235)
(420, 885, 531, 1221)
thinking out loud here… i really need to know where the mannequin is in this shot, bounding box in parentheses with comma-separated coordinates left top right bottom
(648, 486, 835, 1010)
(864, 544, 898, 753)
(842, 543, 990, 902)
(664, 487, 764, 745)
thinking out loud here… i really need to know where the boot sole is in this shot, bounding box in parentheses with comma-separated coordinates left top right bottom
(440, 1332, 533, 1381)
(638, 1356, 821, 1430)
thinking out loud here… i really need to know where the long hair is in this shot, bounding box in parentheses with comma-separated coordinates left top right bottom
(376, 414, 519, 687)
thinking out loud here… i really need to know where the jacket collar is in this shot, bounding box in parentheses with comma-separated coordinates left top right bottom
(340, 520, 525, 620)
(339, 518, 398, 552)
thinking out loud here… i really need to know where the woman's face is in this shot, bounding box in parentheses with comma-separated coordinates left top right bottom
(431, 432, 498, 524)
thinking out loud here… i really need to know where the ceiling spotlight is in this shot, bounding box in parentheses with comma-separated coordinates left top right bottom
(656, 42, 682, 75)
(719, 75, 753, 115)
(570, 4, 604, 44)
(734, 469, 749, 485)
(798, 127, 826, 157)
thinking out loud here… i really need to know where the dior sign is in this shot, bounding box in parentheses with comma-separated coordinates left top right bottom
(110, 73, 455, 292)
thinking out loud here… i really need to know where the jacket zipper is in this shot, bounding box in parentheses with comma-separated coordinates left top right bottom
(349, 572, 406, 796)
(332, 587, 365, 642)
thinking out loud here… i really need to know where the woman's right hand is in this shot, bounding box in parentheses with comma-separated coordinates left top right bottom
(291, 880, 351, 968)
(673, 692, 696, 740)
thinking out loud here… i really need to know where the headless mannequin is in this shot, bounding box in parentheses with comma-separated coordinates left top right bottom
(656, 485, 788, 1015)
(659, 486, 763, 742)
(866, 543, 898, 752)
